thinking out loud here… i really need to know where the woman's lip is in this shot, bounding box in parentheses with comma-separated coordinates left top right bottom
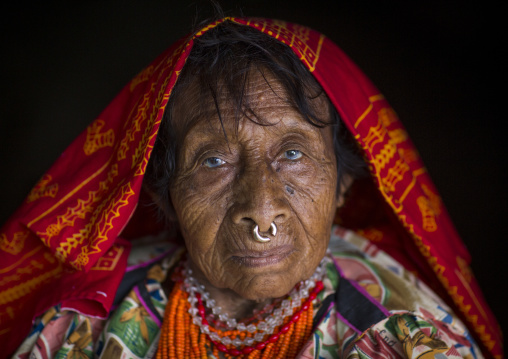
(231, 245, 294, 267)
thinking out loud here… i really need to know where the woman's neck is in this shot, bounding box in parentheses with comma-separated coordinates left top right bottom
(188, 261, 277, 321)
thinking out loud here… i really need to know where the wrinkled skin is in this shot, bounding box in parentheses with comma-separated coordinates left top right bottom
(168, 70, 344, 318)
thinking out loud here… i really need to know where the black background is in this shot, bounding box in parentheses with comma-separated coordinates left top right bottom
(1, 0, 505, 350)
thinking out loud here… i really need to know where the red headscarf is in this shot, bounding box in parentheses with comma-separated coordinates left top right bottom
(0, 17, 502, 358)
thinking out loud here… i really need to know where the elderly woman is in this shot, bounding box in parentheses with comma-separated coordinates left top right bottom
(1, 17, 502, 359)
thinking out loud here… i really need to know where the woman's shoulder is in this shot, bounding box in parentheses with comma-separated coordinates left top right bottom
(10, 232, 185, 359)
(345, 310, 483, 358)
(325, 226, 483, 358)
(329, 226, 453, 314)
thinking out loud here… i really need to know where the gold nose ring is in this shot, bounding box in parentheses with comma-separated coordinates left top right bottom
(252, 222, 277, 242)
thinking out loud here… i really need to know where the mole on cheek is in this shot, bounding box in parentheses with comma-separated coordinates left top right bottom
(286, 186, 295, 195)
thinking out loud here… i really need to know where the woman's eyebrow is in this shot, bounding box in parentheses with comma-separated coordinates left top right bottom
(179, 126, 231, 158)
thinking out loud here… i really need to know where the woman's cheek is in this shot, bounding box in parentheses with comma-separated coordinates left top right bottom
(283, 160, 337, 228)
(280, 160, 323, 197)
(175, 172, 231, 235)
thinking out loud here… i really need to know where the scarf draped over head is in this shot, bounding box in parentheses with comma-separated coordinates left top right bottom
(0, 17, 502, 358)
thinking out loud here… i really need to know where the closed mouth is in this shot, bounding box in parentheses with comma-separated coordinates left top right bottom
(231, 245, 294, 267)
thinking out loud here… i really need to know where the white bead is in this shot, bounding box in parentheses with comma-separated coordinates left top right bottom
(254, 332, 265, 342)
(219, 313, 228, 322)
(245, 337, 255, 346)
(210, 333, 220, 342)
(233, 338, 243, 347)
(193, 317, 201, 325)
(266, 316, 277, 327)
(221, 337, 232, 345)
(282, 299, 290, 309)
(258, 321, 267, 331)
(188, 307, 199, 316)
(202, 325, 210, 334)
(206, 299, 215, 308)
(247, 324, 257, 333)
(237, 323, 246, 331)
(212, 307, 222, 315)
(227, 318, 237, 328)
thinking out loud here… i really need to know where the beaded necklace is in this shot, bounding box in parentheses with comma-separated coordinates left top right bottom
(156, 259, 326, 358)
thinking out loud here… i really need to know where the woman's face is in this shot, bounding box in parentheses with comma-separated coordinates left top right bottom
(169, 72, 340, 301)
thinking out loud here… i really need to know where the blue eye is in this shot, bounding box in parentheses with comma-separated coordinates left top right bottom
(203, 157, 225, 168)
(284, 150, 302, 160)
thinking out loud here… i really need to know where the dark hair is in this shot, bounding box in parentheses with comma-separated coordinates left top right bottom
(145, 20, 368, 215)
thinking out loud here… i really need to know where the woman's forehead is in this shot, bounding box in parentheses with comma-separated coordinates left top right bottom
(170, 70, 330, 141)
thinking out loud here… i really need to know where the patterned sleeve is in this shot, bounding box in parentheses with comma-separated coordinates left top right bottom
(10, 263, 169, 359)
(345, 310, 482, 358)
(10, 306, 105, 358)
(331, 227, 483, 358)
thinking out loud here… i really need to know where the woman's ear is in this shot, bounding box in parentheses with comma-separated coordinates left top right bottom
(336, 175, 354, 208)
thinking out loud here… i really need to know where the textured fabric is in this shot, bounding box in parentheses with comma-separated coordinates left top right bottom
(11, 227, 482, 358)
(0, 17, 501, 357)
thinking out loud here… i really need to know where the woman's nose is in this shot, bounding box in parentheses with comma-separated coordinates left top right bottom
(231, 164, 290, 232)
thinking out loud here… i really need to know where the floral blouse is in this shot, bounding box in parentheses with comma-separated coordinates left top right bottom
(11, 226, 482, 358)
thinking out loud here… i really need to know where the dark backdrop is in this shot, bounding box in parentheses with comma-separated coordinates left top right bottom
(1, 0, 505, 349)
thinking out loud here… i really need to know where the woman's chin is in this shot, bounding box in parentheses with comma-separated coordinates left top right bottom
(220, 249, 318, 300)
(233, 281, 295, 301)
(227, 269, 304, 301)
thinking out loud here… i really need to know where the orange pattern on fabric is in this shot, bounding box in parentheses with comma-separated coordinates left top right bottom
(360, 106, 419, 214)
(36, 164, 119, 249)
(0, 250, 62, 306)
(68, 181, 135, 270)
(118, 86, 155, 162)
(26, 174, 59, 203)
(0, 229, 30, 255)
(83, 119, 115, 156)
(91, 244, 125, 271)
(129, 65, 155, 92)
(0, 251, 44, 288)
(132, 75, 171, 176)
(239, 18, 324, 72)
(417, 186, 442, 233)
